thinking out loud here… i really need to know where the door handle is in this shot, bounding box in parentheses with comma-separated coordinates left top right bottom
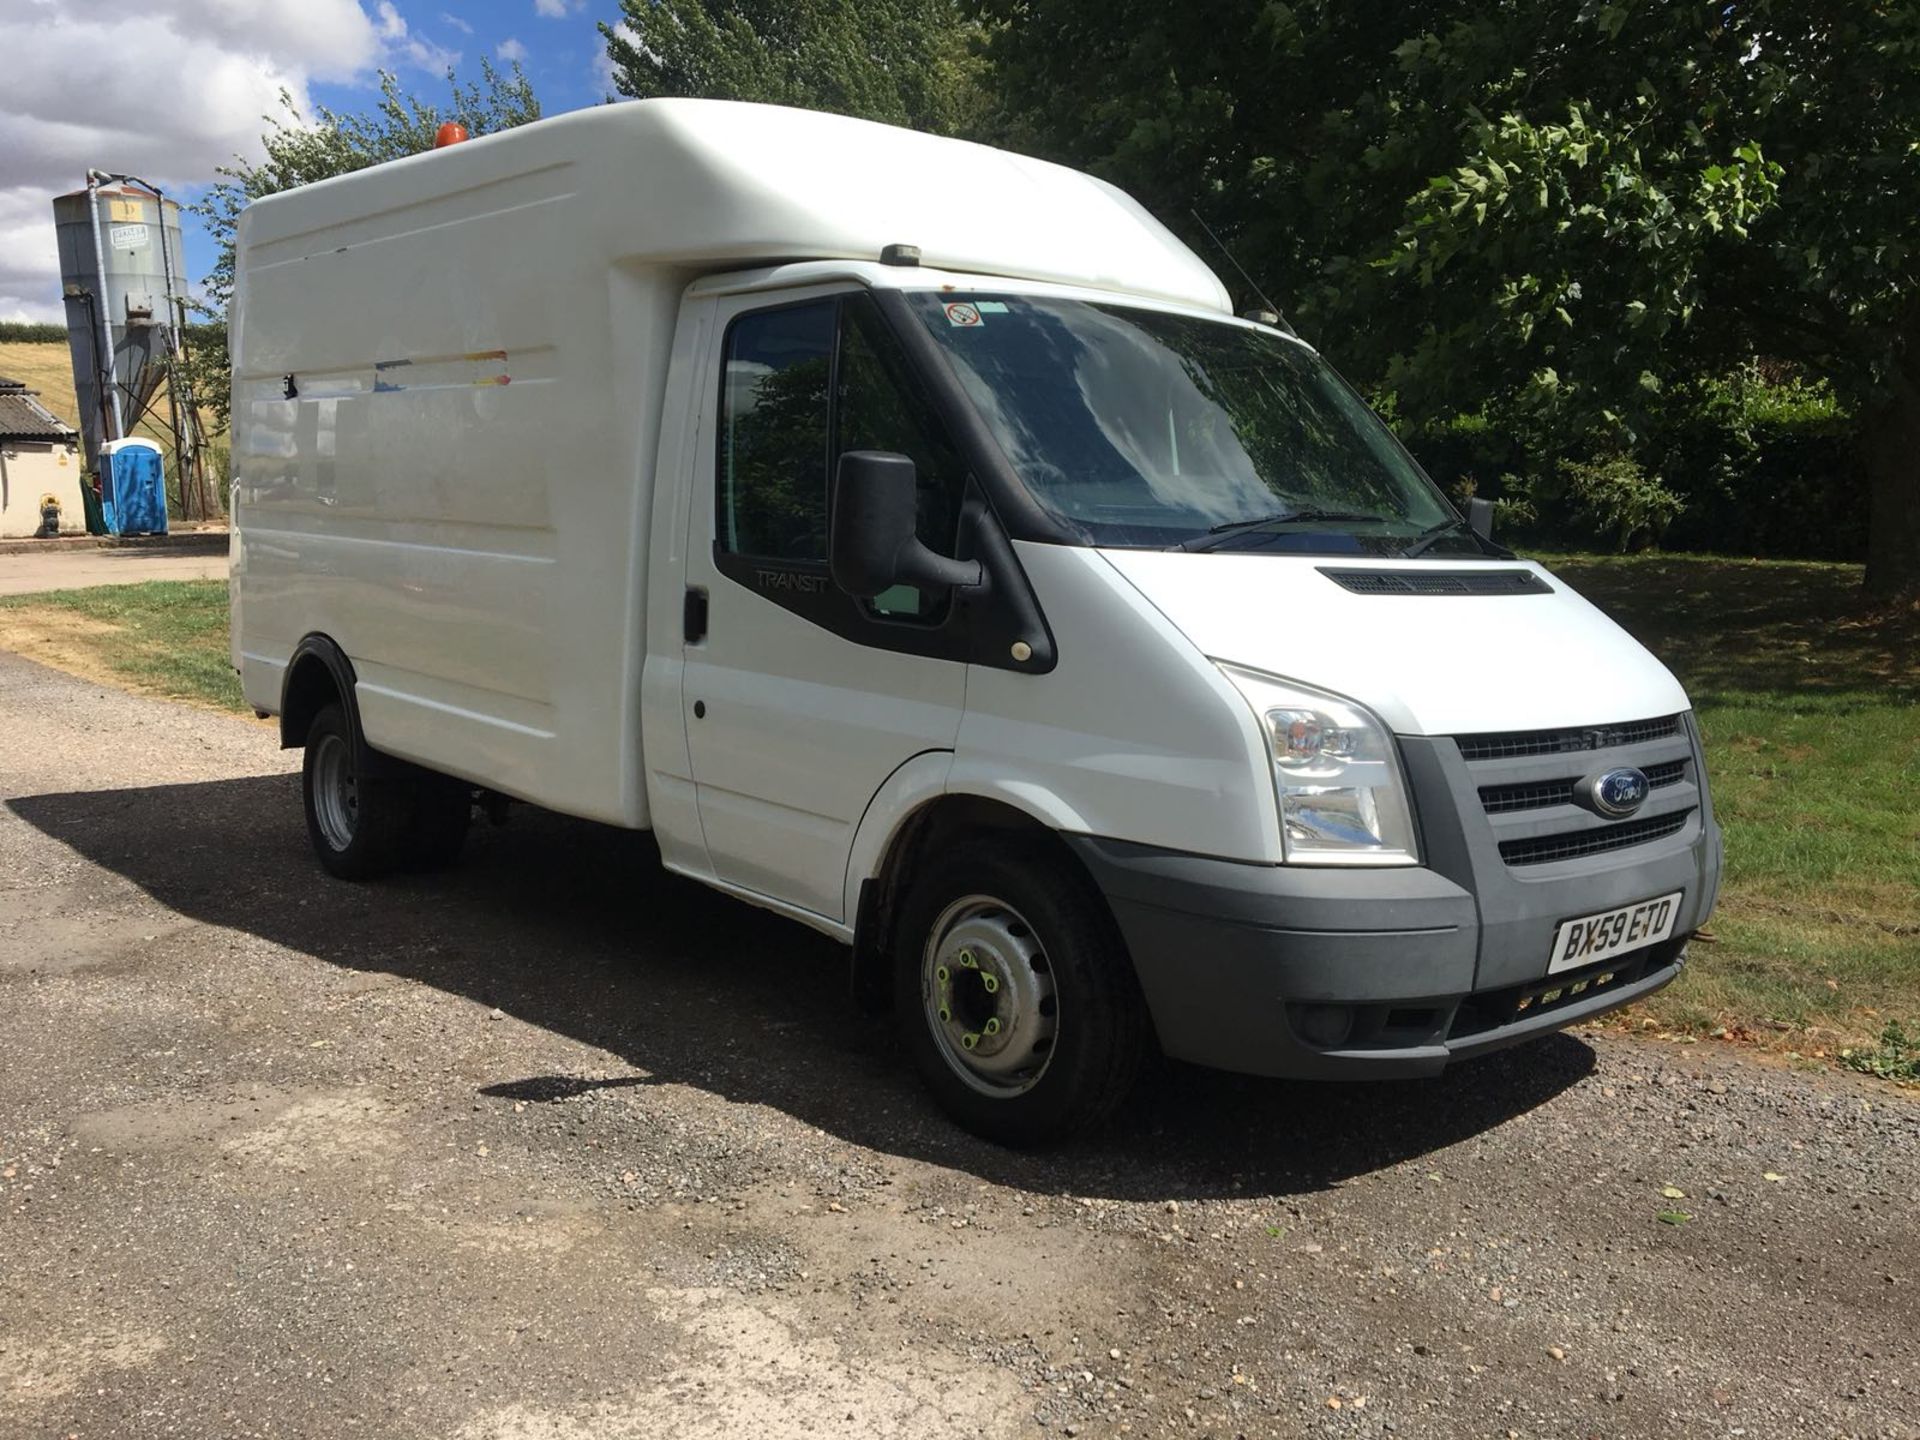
(683, 587, 709, 643)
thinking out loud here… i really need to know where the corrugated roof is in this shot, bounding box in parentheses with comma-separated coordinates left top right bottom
(0, 383, 77, 441)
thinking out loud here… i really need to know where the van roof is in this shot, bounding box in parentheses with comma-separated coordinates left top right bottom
(240, 99, 1232, 315)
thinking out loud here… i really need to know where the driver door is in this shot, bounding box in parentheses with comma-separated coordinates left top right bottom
(680, 285, 972, 922)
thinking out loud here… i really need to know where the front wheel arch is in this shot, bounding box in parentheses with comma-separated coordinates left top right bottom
(853, 794, 1058, 1013)
(851, 795, 1149, 1027)
(892, 835, 1152, 1144)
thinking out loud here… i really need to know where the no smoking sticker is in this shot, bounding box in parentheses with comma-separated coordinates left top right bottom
(944, 302, 984, 328)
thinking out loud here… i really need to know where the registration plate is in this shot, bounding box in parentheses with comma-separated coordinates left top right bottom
(1548, 891, 1683, 974)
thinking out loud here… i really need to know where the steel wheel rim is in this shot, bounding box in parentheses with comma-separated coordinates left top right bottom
(310, 732, 359, 852)
(921, 894, 1058, 1098)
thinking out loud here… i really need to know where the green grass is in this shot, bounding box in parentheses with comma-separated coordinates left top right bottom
(1840, 1020, 1920, 1082)
(0, 580, 242, 713)
(4, 561, 1915, 1053)
(1532, 553, 1919, 1050)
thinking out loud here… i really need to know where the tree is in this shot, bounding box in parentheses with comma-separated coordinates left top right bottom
(599, 0, 986, 137)
(192, 63, 541, 427)
(976, 1, 1920, 595)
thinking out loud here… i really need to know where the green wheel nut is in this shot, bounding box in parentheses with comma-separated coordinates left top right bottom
(983, 1016, 1002, 1036)
(938, 1006, 951, 1023)
(958, 948, 977, 968)
(961, 1032, 979, 1050)
(935, 965, 950, 984)
(981, 972, 1000, 994)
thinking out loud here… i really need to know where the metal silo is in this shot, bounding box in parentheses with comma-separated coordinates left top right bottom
(53, 173, 212, 519)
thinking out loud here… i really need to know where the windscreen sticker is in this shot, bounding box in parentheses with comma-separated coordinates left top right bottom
(975, 301, 1010, 313)
(944, 302, 984, 328)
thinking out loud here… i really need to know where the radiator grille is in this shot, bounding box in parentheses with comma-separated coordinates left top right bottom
(1455, 714, 1681, 762)
(1478, 758, 1687, 815)
(1498, 811, 1691, 867)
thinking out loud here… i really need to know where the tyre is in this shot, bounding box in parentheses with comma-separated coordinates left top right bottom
(301, 703, 407, 880)
(894, 838, 1149, 1146)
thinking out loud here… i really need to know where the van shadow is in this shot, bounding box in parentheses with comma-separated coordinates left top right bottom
(9, 776, 1594, 1201)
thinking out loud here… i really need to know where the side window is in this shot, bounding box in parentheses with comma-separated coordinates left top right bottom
(718, 301, 835, 561)
(836, 294, 968, 622)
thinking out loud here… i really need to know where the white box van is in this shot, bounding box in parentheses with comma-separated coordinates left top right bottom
(230, 100, 1722, 1143)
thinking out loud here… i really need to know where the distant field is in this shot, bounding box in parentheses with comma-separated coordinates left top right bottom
(0, 341, 87, 429)
(0, 339, 201, 452)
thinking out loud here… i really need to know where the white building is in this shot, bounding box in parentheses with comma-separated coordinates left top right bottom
(0, 377, 84, 538)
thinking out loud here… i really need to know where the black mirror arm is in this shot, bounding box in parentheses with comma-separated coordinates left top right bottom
(895, 541, 983, 592)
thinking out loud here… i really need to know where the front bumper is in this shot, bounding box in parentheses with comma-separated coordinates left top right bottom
(1068, 718, 1725, 1080)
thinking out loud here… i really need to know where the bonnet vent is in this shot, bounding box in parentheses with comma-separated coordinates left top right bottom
(1317, 568, 1552, 597)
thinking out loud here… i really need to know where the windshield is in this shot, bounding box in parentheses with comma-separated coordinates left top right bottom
(909, 293, 1466, 554)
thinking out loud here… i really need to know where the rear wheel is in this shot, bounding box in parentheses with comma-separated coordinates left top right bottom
(895, 840, 1149, 1146)
(302, 703, 407, 879)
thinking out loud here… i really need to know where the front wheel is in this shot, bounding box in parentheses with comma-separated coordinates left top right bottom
(894, 840, 1149, 1146)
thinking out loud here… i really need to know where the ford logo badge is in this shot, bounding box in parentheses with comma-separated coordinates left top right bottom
(1592, 766, 1650, 818)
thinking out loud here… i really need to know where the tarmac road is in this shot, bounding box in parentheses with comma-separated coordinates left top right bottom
(0, 545, 226, 596)
(1, 647, 1914, 1439)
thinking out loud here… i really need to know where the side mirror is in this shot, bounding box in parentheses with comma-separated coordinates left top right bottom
(830, 450, 982, 599)
(1466, 496, 1495, 541)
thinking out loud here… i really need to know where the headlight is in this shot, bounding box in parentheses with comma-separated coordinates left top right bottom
(1217, 664, 1419, 865)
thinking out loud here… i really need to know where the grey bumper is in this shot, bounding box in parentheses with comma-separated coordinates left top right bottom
(1069, 717, 1725, 1080)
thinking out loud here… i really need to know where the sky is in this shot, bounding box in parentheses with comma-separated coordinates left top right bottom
(0, 0, 623, 324)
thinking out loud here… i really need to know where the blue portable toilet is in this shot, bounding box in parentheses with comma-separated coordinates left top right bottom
(99, 438, 168, 536)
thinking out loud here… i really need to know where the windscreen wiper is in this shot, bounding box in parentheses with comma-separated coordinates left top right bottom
(1398, 516, 1470, 559)
(1176, 508, 1390, 553)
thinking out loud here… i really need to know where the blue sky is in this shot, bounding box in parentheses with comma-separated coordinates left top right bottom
(409, 0, 614, 110)
(1, 0, 628, 322)
(227, 1, 615, 288)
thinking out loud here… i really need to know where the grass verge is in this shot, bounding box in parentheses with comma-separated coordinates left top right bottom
(0, 580, 243, 713)
(1534, 553, 1918, 1056)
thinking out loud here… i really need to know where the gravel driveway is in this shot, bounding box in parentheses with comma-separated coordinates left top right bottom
(1, 648, 1914, 1440)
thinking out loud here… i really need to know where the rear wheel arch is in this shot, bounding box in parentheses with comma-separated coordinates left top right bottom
(280, 636, 357, 751)
(296, 673, 472, 877)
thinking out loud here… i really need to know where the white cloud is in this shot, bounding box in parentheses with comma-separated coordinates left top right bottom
(49, 0, 384, 82)
(0, 0, 459, 319)
(375, 1, 460, 72)
(595, 21, 640, 93)
(497, 37, 529, 64)
(0, 188, 66, 324)
(440, 11, 474, 34)
(535, 0, 571, 18)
